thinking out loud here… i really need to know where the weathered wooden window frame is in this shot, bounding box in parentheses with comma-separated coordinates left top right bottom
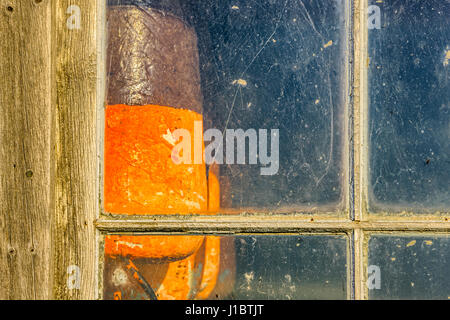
(1, 0, 448, 300)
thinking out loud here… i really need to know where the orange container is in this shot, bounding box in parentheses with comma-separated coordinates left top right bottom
(104, 104, 209, 215)
(104, 4, 210, 261)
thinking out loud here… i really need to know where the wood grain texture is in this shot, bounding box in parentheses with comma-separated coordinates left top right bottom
(0, 0, 52, 299)
(51, 0, 99, 299)
(352, 0, 368, 300)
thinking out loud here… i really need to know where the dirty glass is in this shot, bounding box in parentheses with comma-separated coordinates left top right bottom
(368, 0, 450, 212)
(368, 235, 450, 300)
(103, 0, 348, 216)
(102, 234, 348, 300)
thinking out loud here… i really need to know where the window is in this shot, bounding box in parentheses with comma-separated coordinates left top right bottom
(100, 0, 352, 300)
(97, 0, 450, 300)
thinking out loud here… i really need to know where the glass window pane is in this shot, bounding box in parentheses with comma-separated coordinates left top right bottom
(368, 0, 450, 212)
(102, 234, 348, 300)
(193, 0, 347, 211)
(103, 0, 348, 215)
(368, 234, 450, 300)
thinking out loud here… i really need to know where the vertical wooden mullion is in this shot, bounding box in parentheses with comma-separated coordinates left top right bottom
(353, 0, 369, 299)
(353, 0, 369, 222)
(51, 0, 98, 299)
(0, 0, 52, 300)
(353, 228, 366, 299)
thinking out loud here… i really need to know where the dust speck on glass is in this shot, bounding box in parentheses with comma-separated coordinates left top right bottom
(368, 0, 450, 212)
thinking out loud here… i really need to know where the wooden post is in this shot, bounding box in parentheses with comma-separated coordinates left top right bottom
(0, 0, 52, 300)
(51, 0, 99, 299)
(0, 0, 100, 299)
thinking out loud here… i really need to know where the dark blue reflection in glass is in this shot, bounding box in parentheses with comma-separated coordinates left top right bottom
(368, 0, 450, 211)
(187, 0, 347, 211)
(368, 235, 450, 300)
(232, 235, 347, 299)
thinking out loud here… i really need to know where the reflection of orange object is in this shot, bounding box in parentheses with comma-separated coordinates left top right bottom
(104, 169, 235, 300)
(195, 236, 221, 299)
(104, 104, 209, 215)
(104, 235, 204, 262)
(156, 253, 197, 300)
(195, 178, 221, 298)
(208, 171, 221, 212)
(208, 236, 236, 299)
